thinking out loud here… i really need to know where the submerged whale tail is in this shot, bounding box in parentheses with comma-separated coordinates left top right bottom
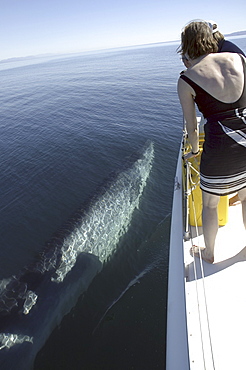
(0, 141, 154, 369)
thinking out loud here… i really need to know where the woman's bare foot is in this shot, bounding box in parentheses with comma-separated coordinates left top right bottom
(190, 245, 214, 264)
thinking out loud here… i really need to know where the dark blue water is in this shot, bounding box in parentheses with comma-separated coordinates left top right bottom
(1, 38, 245, 369)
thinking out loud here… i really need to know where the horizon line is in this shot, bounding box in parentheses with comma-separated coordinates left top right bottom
(1, 30, 246, 64)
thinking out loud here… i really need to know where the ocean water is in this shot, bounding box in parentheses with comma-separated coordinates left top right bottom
(1, 38, 245, 370)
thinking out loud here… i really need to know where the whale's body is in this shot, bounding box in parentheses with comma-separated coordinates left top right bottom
(0, 141, 154, 369)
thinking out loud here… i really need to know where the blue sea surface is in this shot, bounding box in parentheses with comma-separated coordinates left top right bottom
(1, 38, 245, 369)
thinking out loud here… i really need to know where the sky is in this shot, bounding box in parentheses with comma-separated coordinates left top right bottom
(1, 0, 246, 60)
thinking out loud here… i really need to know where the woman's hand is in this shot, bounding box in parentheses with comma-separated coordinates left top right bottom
(183, 150, 200, 161)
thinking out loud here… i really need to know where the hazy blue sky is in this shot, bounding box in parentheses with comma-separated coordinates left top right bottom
(1, 0, 246, 60)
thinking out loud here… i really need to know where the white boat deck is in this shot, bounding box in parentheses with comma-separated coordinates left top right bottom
(184, 201, 246, 369)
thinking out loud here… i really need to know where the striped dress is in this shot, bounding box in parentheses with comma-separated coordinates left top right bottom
(180, 54, 246, 196)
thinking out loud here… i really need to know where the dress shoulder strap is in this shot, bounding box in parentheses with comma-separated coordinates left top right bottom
(179, 74, 206, 94)
(180, 74, 204, 91)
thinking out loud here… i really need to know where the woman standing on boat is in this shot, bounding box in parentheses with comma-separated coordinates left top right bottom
(177, 20, 246, 263)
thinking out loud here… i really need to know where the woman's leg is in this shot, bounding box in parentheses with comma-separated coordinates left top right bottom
(201, 190, 220, 261)
(238, 188, 246, 229)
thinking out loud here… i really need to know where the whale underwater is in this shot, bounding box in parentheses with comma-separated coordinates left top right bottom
(0, 141, 154, 369)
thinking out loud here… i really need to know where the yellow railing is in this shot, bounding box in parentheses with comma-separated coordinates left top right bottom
(183, 129, 228, 228)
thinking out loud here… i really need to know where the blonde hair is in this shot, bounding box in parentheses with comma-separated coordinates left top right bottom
(178, 21, 218, 60)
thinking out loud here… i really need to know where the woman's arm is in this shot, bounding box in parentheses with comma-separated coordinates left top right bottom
(177, 77, 199, 157)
